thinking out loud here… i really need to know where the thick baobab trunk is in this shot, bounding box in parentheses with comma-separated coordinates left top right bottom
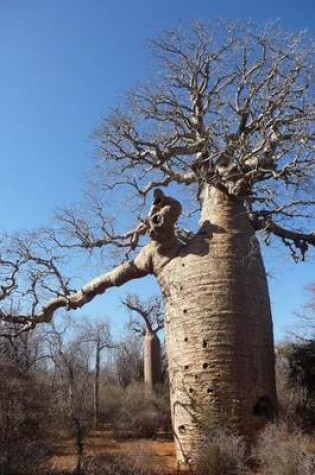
(157, 186, 276, 469)
(144, 331, 162, 395)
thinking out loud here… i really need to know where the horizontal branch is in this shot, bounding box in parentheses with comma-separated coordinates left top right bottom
(0, 255, 151, 336)
(250, 213, 315, 261)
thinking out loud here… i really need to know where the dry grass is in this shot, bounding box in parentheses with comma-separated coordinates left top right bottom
(255, 422, 315, 475)
(82, 451, 170, 474)
(196, 427, 247, 475)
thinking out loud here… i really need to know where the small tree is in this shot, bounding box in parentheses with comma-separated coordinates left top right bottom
(287, 341, 315, 402)
(284, 284, 315, 410)
(76, 321, 116, 428)
(115, 331, 144, 388)
(44, 321, 94, 474)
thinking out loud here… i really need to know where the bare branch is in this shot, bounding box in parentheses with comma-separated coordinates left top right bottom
(123, 293, 164, 335)
(250, 212, 315, 261)
(0, 250, 152, 336)
(94, 20, 315, 220)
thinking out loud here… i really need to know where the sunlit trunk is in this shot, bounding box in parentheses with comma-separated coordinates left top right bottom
(157, 185, 277, 470)
(144, 330, 162, 396)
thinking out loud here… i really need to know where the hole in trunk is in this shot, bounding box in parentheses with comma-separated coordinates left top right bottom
(184, 337, 188, 342)
(253, 396, 274, 419)
(202, 340, 207, 348)
(202, 362, 208, 369)
(184, 365, 189, 370)
(183, 309, 187, 314)
(178, 425, 186, 434)
(189, 387, 193, 394)
(207, 387, 213, 393)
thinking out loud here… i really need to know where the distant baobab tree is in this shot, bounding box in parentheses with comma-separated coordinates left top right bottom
(123, 293, 164, 394)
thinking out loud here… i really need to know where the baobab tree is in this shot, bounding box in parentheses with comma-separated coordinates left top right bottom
(123, 293, 164, 394)
(1, 20, 315, 470)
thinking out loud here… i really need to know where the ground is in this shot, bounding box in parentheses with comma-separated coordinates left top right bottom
(42, 429, 264, 474)
(43, 429, 177, 474)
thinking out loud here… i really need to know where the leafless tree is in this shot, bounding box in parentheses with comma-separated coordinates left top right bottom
(0, 328, 53, 473)
(76, 320, 117, 427)
(115, 331, 144, 388)
(1, 20, 315, 469)
(42, 320, 94, 474)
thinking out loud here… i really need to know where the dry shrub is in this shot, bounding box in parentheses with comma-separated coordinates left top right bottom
(196, 427, 247, 475)
(130, 409, 160, 438)
(1, 440, 52, 475)
(113, 407, 160, 439)
(98, 385, 125, 424)
(81, 453, 167, 475)
(256, 422, 315, 475)
(0, 364, 53, 475)
(110, 383, 171, 439)
(276, 347, 315, 430)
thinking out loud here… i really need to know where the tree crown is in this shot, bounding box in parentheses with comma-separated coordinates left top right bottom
(95, 21, 315, 256)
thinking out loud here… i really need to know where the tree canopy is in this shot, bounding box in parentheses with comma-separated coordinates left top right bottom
(96, 20, 315, 256)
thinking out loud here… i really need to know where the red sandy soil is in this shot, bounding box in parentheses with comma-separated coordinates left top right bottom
(44, 430, 177, 474)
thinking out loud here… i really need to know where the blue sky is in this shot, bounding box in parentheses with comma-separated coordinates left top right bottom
(0, 0, 314, 340)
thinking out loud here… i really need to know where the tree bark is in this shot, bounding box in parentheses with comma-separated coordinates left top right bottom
(94, 337, 101, 427)
(144, 331, 162, 396)
(156, 185, 277, 469)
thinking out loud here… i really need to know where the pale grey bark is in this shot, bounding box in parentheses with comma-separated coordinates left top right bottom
(0, 256, 151, 334)
(123, 294, 164, 395)
(144, 331, 162, 395)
